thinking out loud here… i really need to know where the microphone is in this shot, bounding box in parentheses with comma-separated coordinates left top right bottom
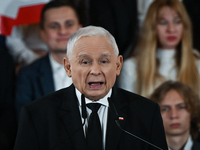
(50, 94, 87, 150)
(108, 98, 163, 150)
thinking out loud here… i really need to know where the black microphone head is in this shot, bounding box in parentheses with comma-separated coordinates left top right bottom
(81, 94, 87, 119)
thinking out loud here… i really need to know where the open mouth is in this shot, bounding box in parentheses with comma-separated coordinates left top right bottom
(89, 82, 103, 86)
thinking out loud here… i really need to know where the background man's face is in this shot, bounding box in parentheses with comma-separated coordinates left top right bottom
(40, 6, 82, 52)
(160, 90, 190, 137)
(64, 36, 123, 100)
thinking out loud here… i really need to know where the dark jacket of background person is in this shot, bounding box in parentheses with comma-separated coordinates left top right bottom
(15, 54, 54, 119)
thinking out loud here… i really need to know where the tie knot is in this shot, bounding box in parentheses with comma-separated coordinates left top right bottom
(87, 103, 101, 112)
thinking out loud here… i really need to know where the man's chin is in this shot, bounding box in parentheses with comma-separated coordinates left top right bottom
(85, 92, 106, 101)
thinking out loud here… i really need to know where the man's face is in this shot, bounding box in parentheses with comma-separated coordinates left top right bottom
(40, 6, 82, 52)
(160, 90, 190, 138)
(64, 36, 123, 100)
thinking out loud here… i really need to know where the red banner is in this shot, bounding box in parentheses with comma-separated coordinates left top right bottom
(0, 3, 46, 36)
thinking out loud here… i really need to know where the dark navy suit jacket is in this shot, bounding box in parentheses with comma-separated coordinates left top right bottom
(14, 84, 168, 150)
(15, 54, 55, 119)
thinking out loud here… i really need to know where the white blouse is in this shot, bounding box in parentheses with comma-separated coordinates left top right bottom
(118, 49, 200, 95)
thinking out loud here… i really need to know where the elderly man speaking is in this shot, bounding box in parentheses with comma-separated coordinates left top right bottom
(14, 26, 168, 150)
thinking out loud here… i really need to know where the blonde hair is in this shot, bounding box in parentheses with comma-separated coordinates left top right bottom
(135, 0, 200, 97)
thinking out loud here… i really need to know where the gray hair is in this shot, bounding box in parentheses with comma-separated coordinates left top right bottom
(66, 26, 119, 59)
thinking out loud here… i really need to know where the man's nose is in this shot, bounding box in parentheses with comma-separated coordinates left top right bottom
(170, 108, 179, 119)
(90, 62, 101, 76)
(59, 26, 68, 35)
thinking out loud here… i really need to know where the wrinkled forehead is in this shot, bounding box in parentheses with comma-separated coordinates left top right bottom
(74, 36, 114, 52)
(67, 33, 118, 61)
(76, 35, 113, 46)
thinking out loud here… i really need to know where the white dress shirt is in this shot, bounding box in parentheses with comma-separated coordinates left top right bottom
(118, 49, 200, 95)
(49, 54, 72, 91)
(76, 88, 111, 150)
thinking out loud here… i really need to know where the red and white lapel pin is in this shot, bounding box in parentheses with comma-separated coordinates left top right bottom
(118, 117, 124, 120)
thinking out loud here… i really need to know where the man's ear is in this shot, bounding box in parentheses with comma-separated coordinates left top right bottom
(116, 55, 123, 76)
(63, 56, 72, 77)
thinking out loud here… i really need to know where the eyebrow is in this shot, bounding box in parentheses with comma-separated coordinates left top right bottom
(101, 53, 111, 58)
(47, 22, 60, 26)
(78, 53, 111, 58)
(65, 19, 74, 23)
(174, 16, 181, 20)
(160, 102, 185, 107)
(78, 54, 90, 59)
(157, 15, 181, 20)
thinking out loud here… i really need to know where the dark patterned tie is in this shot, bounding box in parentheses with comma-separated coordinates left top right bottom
(86, 103, 102, 150)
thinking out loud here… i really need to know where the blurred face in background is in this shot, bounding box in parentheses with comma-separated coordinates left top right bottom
(40, 6, 82, 52)
(160, 90, 190, 138)
(156, 6, 183, 49)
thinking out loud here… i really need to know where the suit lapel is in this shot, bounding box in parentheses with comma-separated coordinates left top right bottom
(39, 54, 55, 95)
(58, 85, 128, 149)
(59, 85, 88, 149)
(106, 88, 128, 150)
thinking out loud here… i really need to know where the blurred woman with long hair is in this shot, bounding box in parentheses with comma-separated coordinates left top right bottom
(118, 0, 200, 98)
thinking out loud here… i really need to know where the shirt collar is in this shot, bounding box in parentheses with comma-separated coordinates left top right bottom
(183, 135, 193, 150)
(49, 54, 63, 73)
(75, 88, 111, 107)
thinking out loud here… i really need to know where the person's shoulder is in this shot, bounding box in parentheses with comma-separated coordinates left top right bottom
(196, 57, 200, 66)
(25, 85, 71, 110)
(116, 87, 159, 119)
(197, 59, 200, 71)
(195, 53, 200, 73)
(24, 54, 49, 69)
(193, 49, 200, 59)
(123, 56, 136, 66)
(121, 56, 137, 74)
(18, 86, 71, 121)
(116, 87, 157, 107)
(18, 54, 50, 74)
(192, 141, 200, 150)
